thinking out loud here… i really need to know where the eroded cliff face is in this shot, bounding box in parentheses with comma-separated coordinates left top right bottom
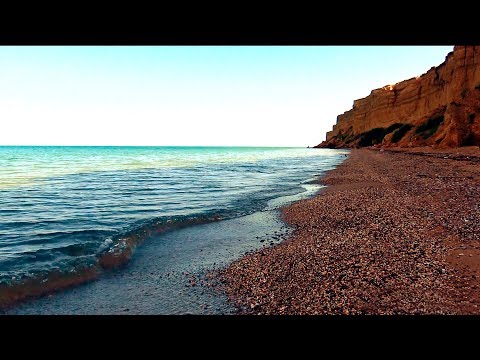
(316, 46, 480, 149)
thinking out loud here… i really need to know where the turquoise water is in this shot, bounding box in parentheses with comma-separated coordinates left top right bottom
(0, 146, 348, 291)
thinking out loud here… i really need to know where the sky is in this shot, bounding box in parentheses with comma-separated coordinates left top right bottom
(0, 46, 453, 147)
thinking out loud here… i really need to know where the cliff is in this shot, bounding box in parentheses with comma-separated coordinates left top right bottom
(316, 46, 480, 149)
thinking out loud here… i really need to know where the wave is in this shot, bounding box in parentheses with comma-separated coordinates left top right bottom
(97, 213, 227, 269)
(0, 266, 100, 310)
(0, 212, 232, 309)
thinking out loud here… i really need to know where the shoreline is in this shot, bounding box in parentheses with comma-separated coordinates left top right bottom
(219, 147, 480, 314)
(4, 182, 324, 314)
(0, 147, 346, 313)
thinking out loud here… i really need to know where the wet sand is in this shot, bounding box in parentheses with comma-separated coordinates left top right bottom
(220, 147, 480, 314)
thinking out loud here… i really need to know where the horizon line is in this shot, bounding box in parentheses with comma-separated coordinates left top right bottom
(0, 144, 312, 148)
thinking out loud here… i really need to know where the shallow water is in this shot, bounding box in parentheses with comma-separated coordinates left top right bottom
(0, 146, 348, 301)
(6, 185, 326, 314)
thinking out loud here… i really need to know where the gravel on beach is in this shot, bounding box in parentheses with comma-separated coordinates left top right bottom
(219, 147, 480, 314)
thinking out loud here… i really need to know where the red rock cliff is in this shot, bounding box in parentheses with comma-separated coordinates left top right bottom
(316, 46, 480, 149)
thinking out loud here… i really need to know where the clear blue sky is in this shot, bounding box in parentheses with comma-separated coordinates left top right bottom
(0, 46, 453, 146)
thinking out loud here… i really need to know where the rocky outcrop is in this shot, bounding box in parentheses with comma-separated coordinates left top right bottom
(316, 46, 480, 149)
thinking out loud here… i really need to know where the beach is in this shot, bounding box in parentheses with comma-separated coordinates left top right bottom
(220, 147, 480, 314)
(4, 146, 480, 315)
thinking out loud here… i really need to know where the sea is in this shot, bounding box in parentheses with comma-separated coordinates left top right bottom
(0, 146, 348, 311)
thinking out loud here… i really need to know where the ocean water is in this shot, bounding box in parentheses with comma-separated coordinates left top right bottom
(0, 146, 347, 298)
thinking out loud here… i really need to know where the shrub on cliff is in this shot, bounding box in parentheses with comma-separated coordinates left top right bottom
(357, 123, 403, 147)
(415, 116, 444, 139)
(391, 124, 413, 143)
(386, 123, 403, 134)
(357, 128, 385, 147)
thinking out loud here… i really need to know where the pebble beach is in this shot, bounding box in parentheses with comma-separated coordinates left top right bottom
(219, 147, 480, 314)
